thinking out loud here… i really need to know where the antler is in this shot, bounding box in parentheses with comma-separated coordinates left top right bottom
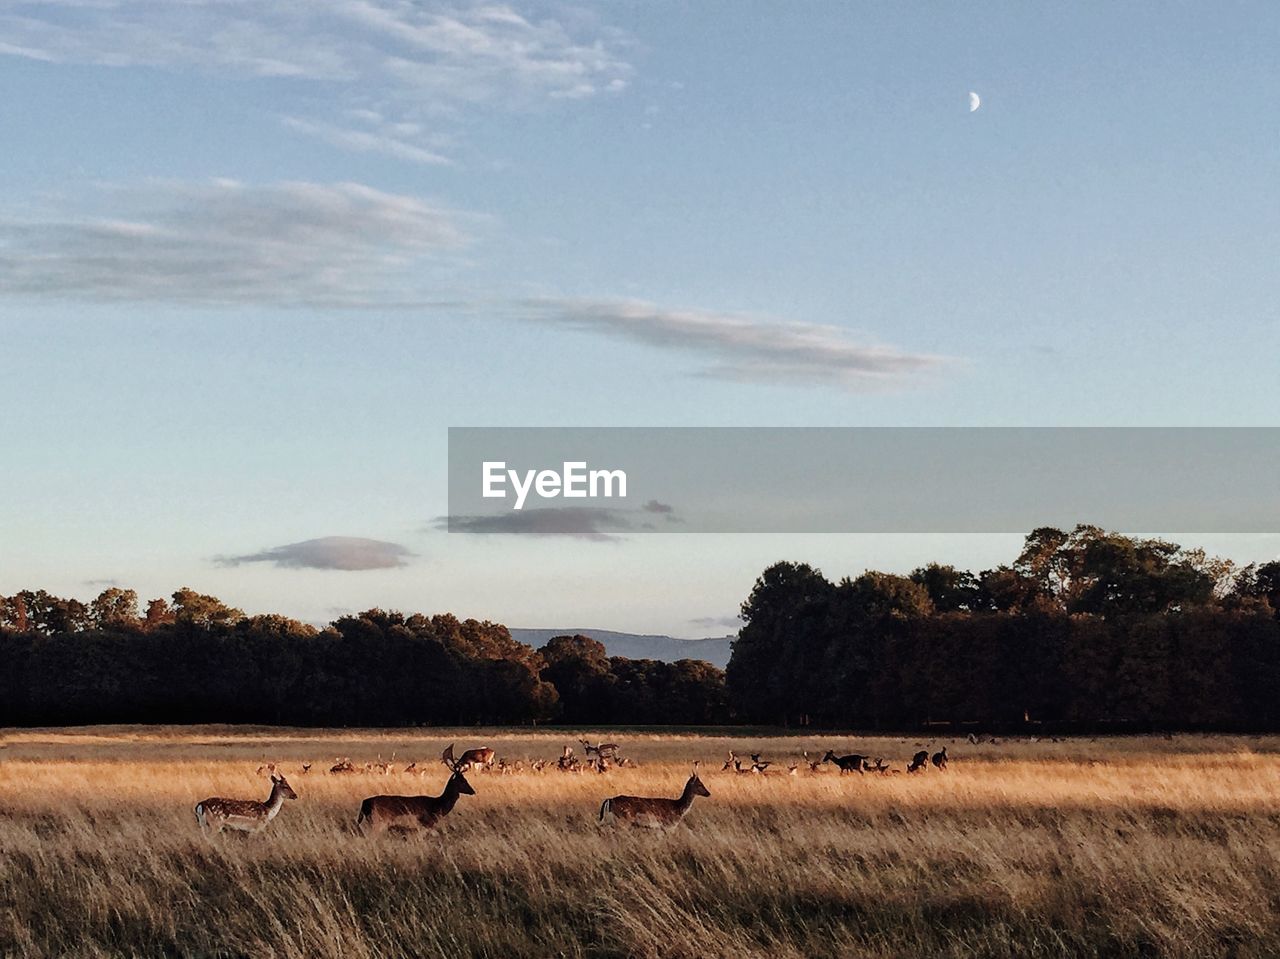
(442, 743, 456, 769)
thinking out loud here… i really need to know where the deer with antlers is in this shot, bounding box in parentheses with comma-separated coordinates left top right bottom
(442, 743, 495, 773)
(194, 774, 297, 836)
(598, 764, 711, 830)
(357, 755, 476, 836)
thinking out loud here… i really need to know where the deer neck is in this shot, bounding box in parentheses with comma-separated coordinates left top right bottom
(677, 780, 699, 814)
(438, 778, 463, 812)
(264, 783, 286, 819)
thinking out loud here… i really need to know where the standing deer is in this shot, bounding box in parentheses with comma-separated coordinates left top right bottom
(442, 743, 495, 773)
(931, 746, 948, 771)
(580, 739, 619, 760)
(907, 750, 929, 773)
(194, 774, 297, 836)
(822, 750, 868, 774)
(598, 765, 711, 829)
(357, 758, 476, 836)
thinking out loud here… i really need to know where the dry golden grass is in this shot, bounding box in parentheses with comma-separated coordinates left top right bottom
(3, 727, 1280, 958)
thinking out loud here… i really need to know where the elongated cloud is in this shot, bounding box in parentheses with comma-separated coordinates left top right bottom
(0, 179, 472, 305)
(437, 507, 635, 542)
(524, 298, 949, 389)
(218, 536, 414, 570)
(0, 2, 631, 162)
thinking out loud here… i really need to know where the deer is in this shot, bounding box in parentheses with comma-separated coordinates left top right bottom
(442, 743, 495, 773)
(356, 756, 476, 836)
(931, 746, 948, 771)
(300, 762, 312, 775)
(802, 751, 824, 773)
(598, 764, 711, 830)
(865, 758, 891, 775)
(195, 774, 297, 836)
(580, 739, 619, 760)
(255, 762, 277, 777)
(822, 750, 868, 774)
(558, 745, 582, 772)
(907, 750, 929, 773)
(330, 757, 356, 775)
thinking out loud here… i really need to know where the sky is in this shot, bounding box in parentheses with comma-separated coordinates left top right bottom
(2, 2, 1278, 635)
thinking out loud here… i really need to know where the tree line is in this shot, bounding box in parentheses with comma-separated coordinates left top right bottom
(0, 589, 728, 727)
(4, 525, 1278, 730)
(727, 526, 1280, 730)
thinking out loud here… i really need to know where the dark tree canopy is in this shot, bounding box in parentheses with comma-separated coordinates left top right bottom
(725, 526, 1280, 730)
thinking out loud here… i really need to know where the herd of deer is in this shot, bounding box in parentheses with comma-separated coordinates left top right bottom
(195, 741, 954, 837)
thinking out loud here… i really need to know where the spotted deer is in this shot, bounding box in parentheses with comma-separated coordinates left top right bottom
(598, 765, 711, 829)
(194, 774, 297, 836)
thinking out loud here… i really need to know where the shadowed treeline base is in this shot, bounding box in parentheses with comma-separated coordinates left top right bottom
(3, 727, 1280, 958)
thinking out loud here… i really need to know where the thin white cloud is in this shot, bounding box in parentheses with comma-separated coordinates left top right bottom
(280, 116, 453, 166)
(217, 536, 414, 571)
(0, 179, 475, 305)
(523, 298, 950, 390)
(0, 1, 631, 162)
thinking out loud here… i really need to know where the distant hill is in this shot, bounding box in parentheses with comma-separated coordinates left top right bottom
(509, 628, 735, 670)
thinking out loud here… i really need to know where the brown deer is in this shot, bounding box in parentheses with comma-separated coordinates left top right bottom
(931, 746, 948, 771)
(822, 750, 868, 774)
(442, 743, 495, 773)
(329, 757, 356, 774)
(598, 765, 711, 829)
(195, 774, 297, 836)
(580, 738, 619, 760)
(907, 750, 929, 773)
(865, 758, 891, 775)
(356, 758, 476, 836)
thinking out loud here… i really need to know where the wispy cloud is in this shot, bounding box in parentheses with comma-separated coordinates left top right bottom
(280, 116, 453, 166)
(0, 179, 474, 305)
(522, 298, 950, 390)
(0, 2, 631, 163)
(217, 536, 414, 571)
(436, 507, 634, 542)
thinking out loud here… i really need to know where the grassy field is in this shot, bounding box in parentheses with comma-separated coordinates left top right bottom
(2, 727, 1279, 958)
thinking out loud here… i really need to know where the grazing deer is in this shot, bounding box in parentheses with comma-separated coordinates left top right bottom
(599, 765, 711, 830)
(822, 751, 868, 775)
(330, 757, 356, 774)
(442, 743, 495, 773)
(580, 739, 619, 760)
(357, 758, 476, 836)
(195, 774, 297, 836)
(931, 746, 948, 771)
(907, 750, 929, 773)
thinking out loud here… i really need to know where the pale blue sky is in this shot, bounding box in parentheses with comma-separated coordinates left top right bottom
(2, 2, 1278, 634)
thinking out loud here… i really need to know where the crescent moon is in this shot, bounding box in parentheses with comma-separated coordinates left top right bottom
(969, 91, 981, 113)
